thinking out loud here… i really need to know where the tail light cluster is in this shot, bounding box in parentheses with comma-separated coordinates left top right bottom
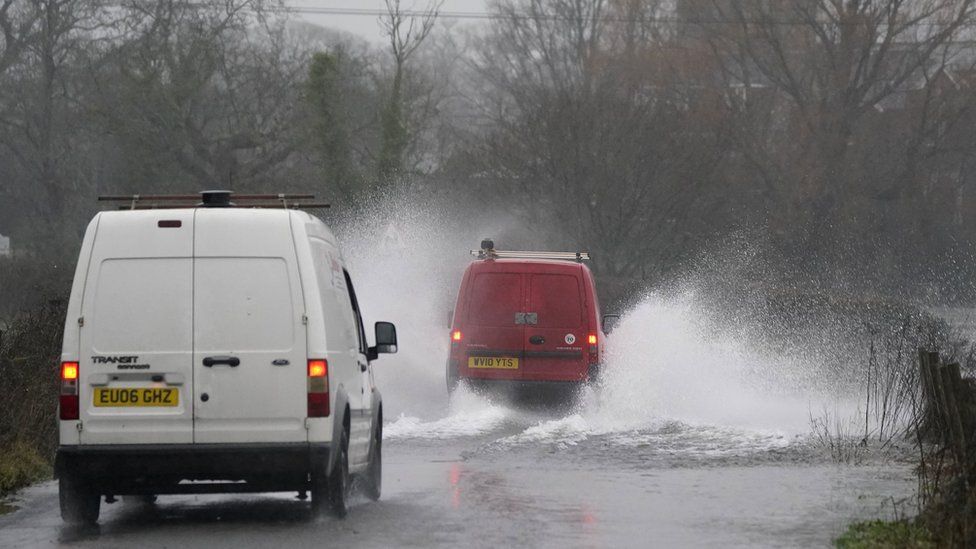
(587, 333, 598, 364)
(60, 362, 79, 420)
(449, 330, 463, 374)
(307, 359, 330, 417)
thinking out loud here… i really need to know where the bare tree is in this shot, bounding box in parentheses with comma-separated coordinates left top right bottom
(0, 0, 100, 246)
(461, 0, 733, 279)
(91, 0, 308, 192)
(377, 0, 442, 181)
(0, 0, 38, 75)
(703, 0, 976, 266)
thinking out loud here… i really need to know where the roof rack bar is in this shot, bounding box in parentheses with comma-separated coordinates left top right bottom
(99, 195, 199, 201)
(469, 249, 590, 262)
(470, 239, 589, 262)
(99, 191, 328, 211)
(98, 193, 316, 202)
(118, 202, 331, 210)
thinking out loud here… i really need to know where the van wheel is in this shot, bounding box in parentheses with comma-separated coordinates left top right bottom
(363, 420, 382, 501)
(309, 462, 329, 515)
(327, 427, 350, 518)
(59, 473, 100, 525)
(446, 367, 460, 394)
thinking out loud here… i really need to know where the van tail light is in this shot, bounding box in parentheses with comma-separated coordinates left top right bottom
(307, 359, 330, 418)
(587, 334, 598, 364)
(451, 330, 462, 351)
(60, 362, 79, 420)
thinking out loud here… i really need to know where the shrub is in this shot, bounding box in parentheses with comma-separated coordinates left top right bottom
(0, 298, 66, 497)
(0, 440, 51, 497)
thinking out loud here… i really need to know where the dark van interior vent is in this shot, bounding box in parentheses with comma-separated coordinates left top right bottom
(200, 190, 233, 208)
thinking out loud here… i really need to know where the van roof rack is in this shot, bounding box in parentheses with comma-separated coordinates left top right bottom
(97, 190, 330, 210)
(470, 239, 590, 262)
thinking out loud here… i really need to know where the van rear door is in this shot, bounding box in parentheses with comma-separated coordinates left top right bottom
(79, 211, 195, 444)
(462, 271, 524, 377)
(523, 271, 587, 381)
(192, 210, 308, 444)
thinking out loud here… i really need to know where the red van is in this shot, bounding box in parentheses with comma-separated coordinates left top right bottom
(446, 240, 609, 396)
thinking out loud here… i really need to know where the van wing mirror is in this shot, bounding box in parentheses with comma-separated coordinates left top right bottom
(602, 314, 621, 334)
(369, 321, 398, 360)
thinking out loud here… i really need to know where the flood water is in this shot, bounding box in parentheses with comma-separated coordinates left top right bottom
(0, 423, 915, 548)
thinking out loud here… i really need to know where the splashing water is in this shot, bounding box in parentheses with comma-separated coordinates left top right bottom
(595, 292, 830, 434)
(334, 198, 857, 454)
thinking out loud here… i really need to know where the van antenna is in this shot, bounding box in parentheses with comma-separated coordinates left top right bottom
(478, 239, 496, 259)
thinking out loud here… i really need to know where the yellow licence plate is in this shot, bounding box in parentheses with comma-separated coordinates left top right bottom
(468, 357, 519, 369)
(93, 387, 179, 407)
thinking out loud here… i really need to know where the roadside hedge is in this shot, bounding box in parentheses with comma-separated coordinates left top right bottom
(0, 298, 66, 498)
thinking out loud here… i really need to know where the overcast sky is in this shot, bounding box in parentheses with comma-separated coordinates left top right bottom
(292, 0, 489, 43)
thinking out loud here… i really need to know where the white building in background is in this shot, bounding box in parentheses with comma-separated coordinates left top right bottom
(0, 234, 9, 257)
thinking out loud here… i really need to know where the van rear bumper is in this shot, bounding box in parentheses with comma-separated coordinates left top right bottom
(56, 443, 329, 494)
(460, 363, 600, 384)
(463, 378, 587, 403)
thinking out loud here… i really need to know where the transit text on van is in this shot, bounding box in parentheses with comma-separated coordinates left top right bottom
(91, 355, 139, 364)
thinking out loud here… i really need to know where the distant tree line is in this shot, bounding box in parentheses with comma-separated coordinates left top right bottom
(2, 0, 976, 303)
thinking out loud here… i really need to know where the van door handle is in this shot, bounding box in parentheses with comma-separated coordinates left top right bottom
(203, 356, 240, 367)
(529, 335, 545, 345)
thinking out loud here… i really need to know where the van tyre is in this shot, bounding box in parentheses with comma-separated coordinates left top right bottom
(327, 427, 350, 518)
(446, 366, 460, 394)
(309, 462, 329, 516)
(59, 473, 100, 525)
(363, 419, 382, 501)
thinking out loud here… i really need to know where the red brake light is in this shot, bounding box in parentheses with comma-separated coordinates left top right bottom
(61, 362, 79, 380)
(60, 362, 79, 420)
(452, 330, 462, 342)
(308, 393, 329, 418)
(59, 395, 79, 420)
(307, 359, 330, 417)
(308, 360, 327, 377)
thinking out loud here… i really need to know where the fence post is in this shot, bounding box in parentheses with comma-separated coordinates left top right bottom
(930, 352, 952, 444)
(942, 363, 968, 465)
(919, 349, 938, 436)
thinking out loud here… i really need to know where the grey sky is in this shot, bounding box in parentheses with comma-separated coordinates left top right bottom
(292, 0, 489, 43)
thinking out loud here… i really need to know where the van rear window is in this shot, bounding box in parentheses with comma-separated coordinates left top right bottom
(92, 258, 191, 352)
(195, 258, 294, 352)
(529, 274, 583, 328)
(467, 273, 522, 326)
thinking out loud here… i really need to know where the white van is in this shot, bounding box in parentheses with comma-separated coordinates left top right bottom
(56, 192, 396, 524)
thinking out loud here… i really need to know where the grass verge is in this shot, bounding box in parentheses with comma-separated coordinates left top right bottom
(0, 440, 52, 514)
(836, 519, 936, 549)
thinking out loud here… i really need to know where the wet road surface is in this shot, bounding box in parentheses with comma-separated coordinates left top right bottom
(0, 410, 916, 548)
